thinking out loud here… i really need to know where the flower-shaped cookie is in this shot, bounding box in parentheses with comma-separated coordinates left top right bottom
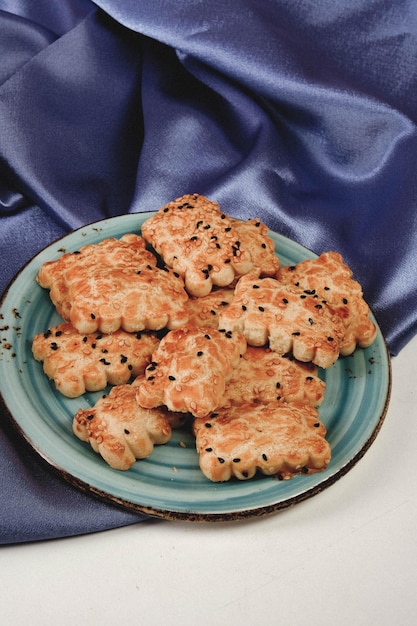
(141, 194, 263, 297)
(193, 401, 331, 482)
(32, 323, 160, 397)
(137, 326, 247, 417)
(219, 274, 344, 368)
(37, 234, 189, 334)
(73, 381, 172, 470)
(277, 251, 377, 355)
(220, 346, 325, 408)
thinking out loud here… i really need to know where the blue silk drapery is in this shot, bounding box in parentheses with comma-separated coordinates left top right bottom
(1, 0, 417, 542)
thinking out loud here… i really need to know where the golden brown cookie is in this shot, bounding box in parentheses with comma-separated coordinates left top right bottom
(220, 346, 325, 407)
(136, 326, 247, 417)
(193, 402, 331, 482)
(277, 251, 377, 355)
(185, 287, 235, 329)
(36, 234, 189, 334)
(218, 273, 344, 368)
(141, 194, 255, 297)
(32, 322, 160, 397)
(37, 234, 156, 320)
(73, 381, 172, 470)
(230, 218, 279, 277)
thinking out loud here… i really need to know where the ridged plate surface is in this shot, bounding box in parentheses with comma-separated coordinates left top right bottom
(0, 214, 391, 521)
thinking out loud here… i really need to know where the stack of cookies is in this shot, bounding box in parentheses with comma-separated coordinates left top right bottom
(33, 194, 376, 482)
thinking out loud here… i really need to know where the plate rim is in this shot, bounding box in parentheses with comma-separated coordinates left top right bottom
(0, 213, 392, 522)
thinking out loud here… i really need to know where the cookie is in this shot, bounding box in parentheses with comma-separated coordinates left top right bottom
(185, 287, 235, 329)
(220, 346, 325, 408)
(73, 381, 172, 470)
(37, 234, 156, 320)
(193, 402, 331, 482)
(136, 326, 247, 417)
(218, 273, 344, 368)
(141, 194, 255, 297)
(36, 234, 189, 334)
(230, 218, 279, 277)
(32, 322, 160, 397)
(277, 251, 377, 355)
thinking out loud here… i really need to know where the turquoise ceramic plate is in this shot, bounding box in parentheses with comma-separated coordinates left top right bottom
(0, 214, 391, 521)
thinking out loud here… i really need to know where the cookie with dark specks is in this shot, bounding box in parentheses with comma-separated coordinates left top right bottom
(220, 346, 325, 408)
(32, 322, 160, 397)
(277, 251, 377, 355)
(230, 217, 279, 277)
(141, 194, 256, 297)
(185, 287, 235, 329)
(193, 402, 331, 482)
(36, 234, 189, 334)
(218, 273, 344, 368)
(73, 380, 172, 470)
(136, 326, 247, 417)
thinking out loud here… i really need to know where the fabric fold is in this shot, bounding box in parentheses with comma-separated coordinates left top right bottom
(0, 9, 145, 232)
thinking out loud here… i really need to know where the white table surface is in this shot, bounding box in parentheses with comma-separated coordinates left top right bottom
(1, 333, 416, 626)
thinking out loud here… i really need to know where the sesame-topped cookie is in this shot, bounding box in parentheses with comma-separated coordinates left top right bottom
(193, 401, 331, 482)
(230, 217, 279, 277)
(136, 325, 247, 417)
(220, 346, 325, 408)
(218, 273, 344, 368)
(277, 251, 377, 355)
(32, 322, 160, 397)
(141, 194, 256, 297)
(36, 234, 190, 334)
(185, 287, 235, 329)
(73, 381, 172, 470)
(37, 234, 157, 321)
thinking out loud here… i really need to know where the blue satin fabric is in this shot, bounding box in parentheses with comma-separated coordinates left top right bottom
(1, 0, 417, 542)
